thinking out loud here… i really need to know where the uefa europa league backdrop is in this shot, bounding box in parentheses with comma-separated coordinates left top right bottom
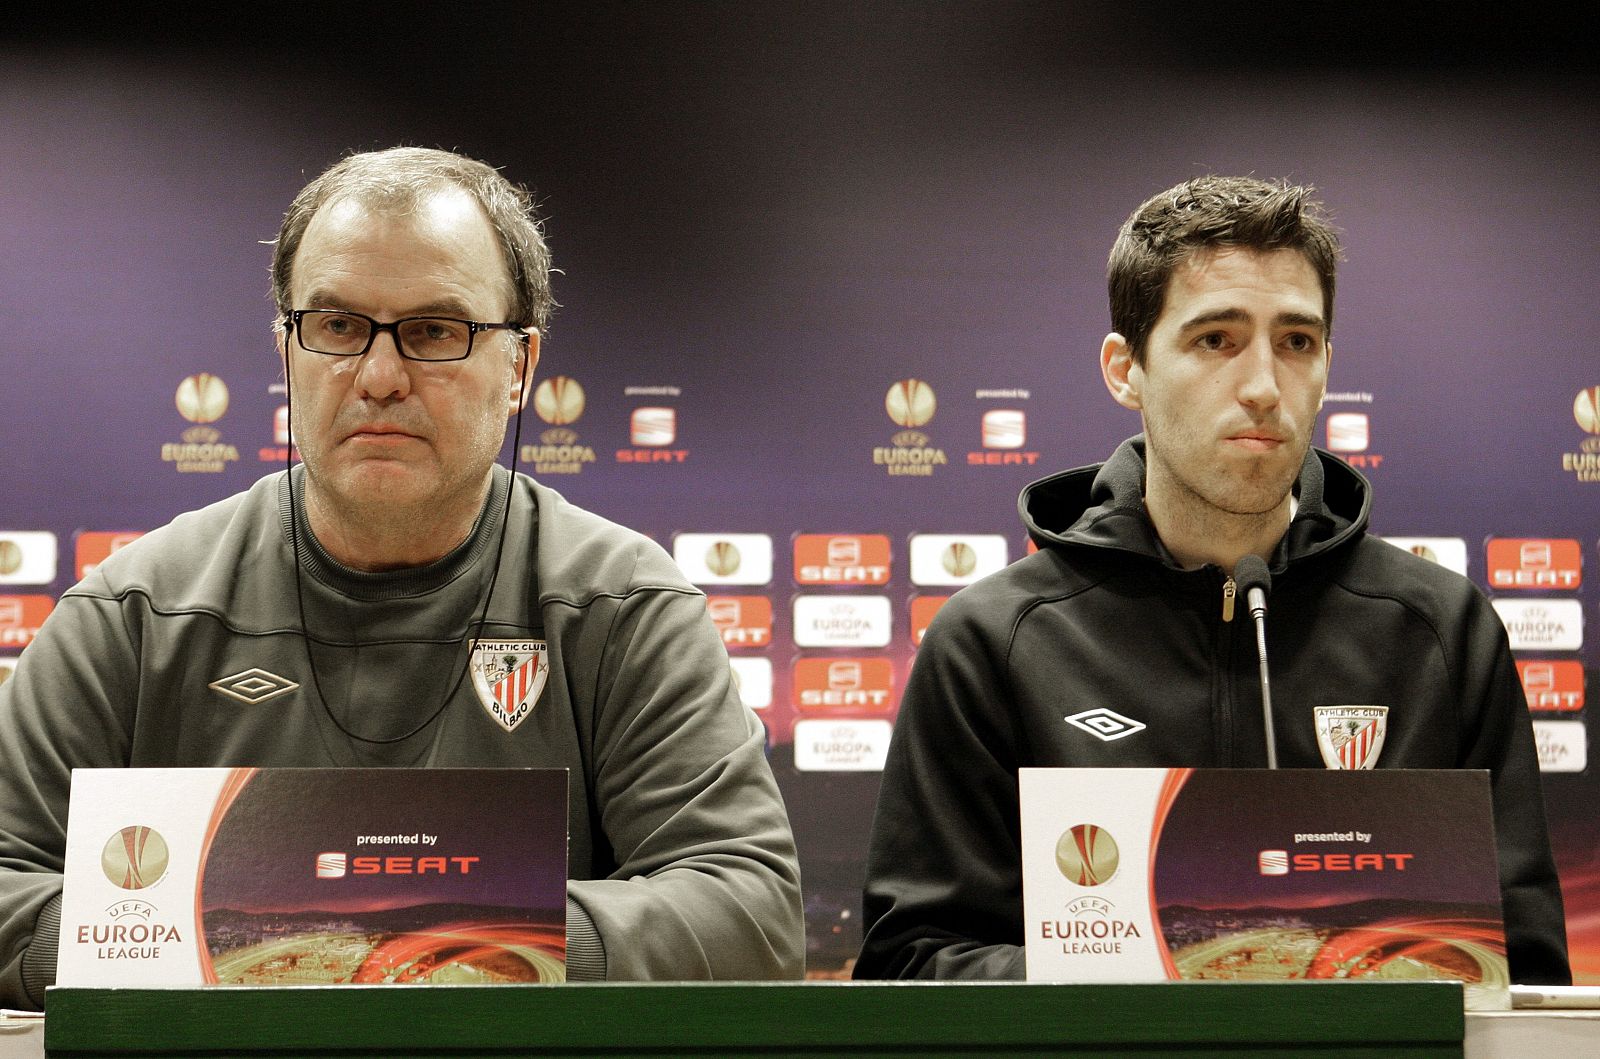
(2, 6, 1597, 978)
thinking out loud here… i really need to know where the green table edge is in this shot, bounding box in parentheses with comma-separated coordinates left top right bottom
(45, 980, 1465, 1053)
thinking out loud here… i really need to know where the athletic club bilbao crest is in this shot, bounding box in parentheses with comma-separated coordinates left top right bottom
(1313, 705, 1388, 770)
(469, 640, 549, 732)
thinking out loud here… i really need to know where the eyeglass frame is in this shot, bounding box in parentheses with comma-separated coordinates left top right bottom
(283, 308, 530, 363)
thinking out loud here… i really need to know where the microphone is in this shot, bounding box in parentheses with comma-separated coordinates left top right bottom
(1233, 555, 1278, 769)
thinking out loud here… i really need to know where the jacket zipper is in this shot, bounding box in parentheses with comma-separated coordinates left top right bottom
(1211, 568, 1238, 765)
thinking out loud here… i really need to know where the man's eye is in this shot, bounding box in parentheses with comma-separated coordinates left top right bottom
(316, 314, 361, 336)
(1283, 333, 1317, 353)
(406, 319, 467, 343)
(1196, 332, 1228, 350)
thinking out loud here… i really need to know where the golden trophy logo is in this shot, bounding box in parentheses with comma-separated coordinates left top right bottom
(524, 375, 597, 474)
(102, 826, 170, 890)
(0, 540, 21, 576)
(705, 540, 743, 578)
(534, 375, 586, 425)
(165, 373, 240, 472)
(174, 373, 230, 424)
(876, 379, 947, 476)
(1575, 386, 1600, 435)
(942, 541, 978, 578)
(1056, 823, 1119, 887)
(1563, 386, 1600, 481)
(885, 379, 937, 428)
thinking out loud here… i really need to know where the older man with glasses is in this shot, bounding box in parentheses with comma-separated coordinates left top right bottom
(0, 147, 804, 1009)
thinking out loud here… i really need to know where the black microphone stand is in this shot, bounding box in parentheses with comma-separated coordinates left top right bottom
(1234, 555, 1277, 769)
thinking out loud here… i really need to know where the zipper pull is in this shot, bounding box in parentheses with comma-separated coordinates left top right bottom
(1222, 576, 1237, 622)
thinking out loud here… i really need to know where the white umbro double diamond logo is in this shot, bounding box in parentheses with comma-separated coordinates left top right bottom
(1065, 708, 1147, 742)
(209, 668, 300, 704)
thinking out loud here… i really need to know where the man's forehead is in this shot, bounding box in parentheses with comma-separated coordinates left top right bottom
(310, 185, 491, 239)
(290, 186, 512, 311)
(1171, 244, 1317, 281)
(1161, 246, 1324, 318)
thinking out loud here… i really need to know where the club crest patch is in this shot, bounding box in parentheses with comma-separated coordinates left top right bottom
(1313, 705, 1388, 770)
(469, 639, 549, 732)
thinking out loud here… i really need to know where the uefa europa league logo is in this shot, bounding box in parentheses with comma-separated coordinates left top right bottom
(174, 373, 230, 424)
(0, 539, 22, 576)
(885, 379, 936, 428)
(102, 826, 169, 890)
(704, 540, 743, 577)
(1056, 823, 1119, 887)
(534, 375, 586, 425)
(941, 541, 978, 578)
(1575, 386, 1600, 435)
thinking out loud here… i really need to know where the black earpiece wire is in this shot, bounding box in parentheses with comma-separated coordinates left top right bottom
(281, 325, 532, 745)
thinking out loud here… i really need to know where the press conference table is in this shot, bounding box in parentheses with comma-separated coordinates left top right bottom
(4, 982, 1600, 1057)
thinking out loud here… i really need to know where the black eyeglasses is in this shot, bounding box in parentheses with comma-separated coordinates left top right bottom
(285, 309, 527, 363)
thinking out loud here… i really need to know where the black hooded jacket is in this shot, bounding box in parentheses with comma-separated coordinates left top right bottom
(856, 437, 1569, 984)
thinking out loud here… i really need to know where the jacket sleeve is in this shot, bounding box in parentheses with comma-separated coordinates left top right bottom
(565, 583, 804, 980)
(1453, 594, 1571, 985)
(0, 590, 139, 1008)
(855, 595, 1027, 979)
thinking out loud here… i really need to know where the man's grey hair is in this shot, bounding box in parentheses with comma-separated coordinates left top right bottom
(271, 147, 556, 338)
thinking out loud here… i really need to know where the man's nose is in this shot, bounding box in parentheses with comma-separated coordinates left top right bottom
(354, 330, 413, 400)
(1235, 335, 1280, 410)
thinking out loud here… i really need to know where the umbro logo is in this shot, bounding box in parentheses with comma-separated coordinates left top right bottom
(1064, 708, 1147, 742)
(209, 667, 299, 704)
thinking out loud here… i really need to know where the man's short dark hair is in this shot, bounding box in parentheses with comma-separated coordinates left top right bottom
(271, 146, 555, 334)
(1108, 176, 1341, 363)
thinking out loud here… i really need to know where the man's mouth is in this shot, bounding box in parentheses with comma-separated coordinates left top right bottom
(346, 425, 422, 444)
(1225, 431, 1285, 451)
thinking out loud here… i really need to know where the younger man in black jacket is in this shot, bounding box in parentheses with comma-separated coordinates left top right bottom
(855, 176, 1569, 985)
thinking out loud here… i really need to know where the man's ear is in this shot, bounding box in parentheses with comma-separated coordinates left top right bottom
(508, 330, 541, 415)
(1316, 340, 1333, 413)
(1101, 332, 1143, 411)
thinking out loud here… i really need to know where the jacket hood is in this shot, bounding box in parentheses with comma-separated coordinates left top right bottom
(1019, 435, 1371, 570)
